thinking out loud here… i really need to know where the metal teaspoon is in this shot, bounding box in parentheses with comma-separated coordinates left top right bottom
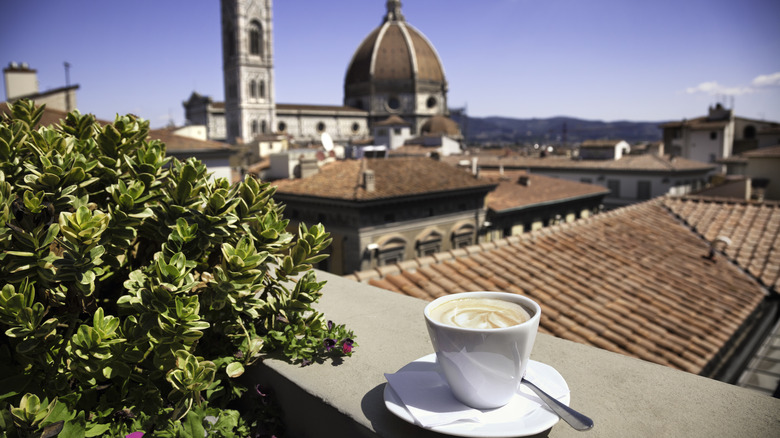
(521, 378, 594, 431)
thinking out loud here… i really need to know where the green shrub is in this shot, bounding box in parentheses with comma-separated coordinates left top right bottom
(0, 100, 354, 437)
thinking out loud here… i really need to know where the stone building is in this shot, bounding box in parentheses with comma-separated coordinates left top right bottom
(449, 151, 716, 209)
(481, 170, 610, 239)
(272, 157, 496, 275)
(661, 103, 780, 166)
(220, 0, 276, 144)
(185, 0, 450, 150)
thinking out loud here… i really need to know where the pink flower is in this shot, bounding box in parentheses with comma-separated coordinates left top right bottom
(342, 339, 354, 354)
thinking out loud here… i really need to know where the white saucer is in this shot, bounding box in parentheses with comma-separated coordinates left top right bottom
(384, 354, 570, 437)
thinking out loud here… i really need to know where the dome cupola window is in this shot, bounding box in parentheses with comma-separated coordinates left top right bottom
(387, 96, 401, 111)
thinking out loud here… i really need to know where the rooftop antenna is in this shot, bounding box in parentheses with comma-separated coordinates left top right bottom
(63, 61, 72, 111)
(64, 61, 70, 86)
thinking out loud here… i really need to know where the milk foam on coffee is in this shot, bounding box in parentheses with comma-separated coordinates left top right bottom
(430, 297, 531, 329)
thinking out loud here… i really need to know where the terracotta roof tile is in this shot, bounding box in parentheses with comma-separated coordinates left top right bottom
(349, 197, 772, 374)
(445, 153, 716, 173)
(480, 171, 609, 212)
(664, 197, 780, 291)
(274, 157, 495, 202)
(741, 145, 780, 157)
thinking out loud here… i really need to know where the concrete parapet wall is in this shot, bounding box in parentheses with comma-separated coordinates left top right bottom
(248, 270, 780, 437)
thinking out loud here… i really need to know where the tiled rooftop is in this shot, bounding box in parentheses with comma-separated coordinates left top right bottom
(148, 128, 234, 152)
(660, 116, 730, 130)
(273, 157, 496, 202)
(665, 196, 780, 292)
(444, 153, 716, 172)
(742, 145, 780, 158)
(346, 197, 777, 374)
(482, 170, 609, 212)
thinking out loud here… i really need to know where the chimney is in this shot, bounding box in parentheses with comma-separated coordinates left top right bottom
(4, 62, 39, 101)
(363, 169, 376, 192)
(299, 156, 319, 179)
(705, 236, 731, 260)
(518, 175, 530, 186)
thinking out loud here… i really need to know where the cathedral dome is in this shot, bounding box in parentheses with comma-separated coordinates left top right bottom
(344, 0, 447, 127)
(344, 11, 446, 89)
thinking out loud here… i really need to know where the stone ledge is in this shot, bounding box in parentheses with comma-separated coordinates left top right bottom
(248, 270, 780, 437)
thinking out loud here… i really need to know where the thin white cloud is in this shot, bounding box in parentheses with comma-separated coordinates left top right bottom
(685, 81, 752, 96)
(686, 72, 780, 97)
(752, 72, 780, 88)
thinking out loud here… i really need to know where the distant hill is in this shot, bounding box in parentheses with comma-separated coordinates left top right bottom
(449, 113, 668, 145)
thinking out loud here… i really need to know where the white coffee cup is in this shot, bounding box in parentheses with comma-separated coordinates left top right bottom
(424, 291, 541, 409)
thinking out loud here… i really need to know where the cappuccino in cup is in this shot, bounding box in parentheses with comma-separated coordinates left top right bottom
(424, 292, 541, 409)
(429, 297, 531, 329)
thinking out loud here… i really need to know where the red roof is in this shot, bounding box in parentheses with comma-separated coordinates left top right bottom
(273, 157, 495, 202)
(346, 197, 774, 373)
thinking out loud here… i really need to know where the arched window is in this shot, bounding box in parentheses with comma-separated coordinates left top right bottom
(451, 223, 475, 249)
(377, 237, 407, 266)
(416, 229, 443, 257)
(249, 80, 257, 98)
(744, 125, 756, 139)
(259, 80, 266, 98)
(249, 20, 263, 56)
(251, 120, 258, 135)
(261, 120, 267, 134)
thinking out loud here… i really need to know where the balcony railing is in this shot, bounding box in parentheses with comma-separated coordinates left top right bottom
(247, 270, 780, 437)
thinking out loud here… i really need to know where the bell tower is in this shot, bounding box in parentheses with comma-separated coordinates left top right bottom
(221, 0, 275, 144)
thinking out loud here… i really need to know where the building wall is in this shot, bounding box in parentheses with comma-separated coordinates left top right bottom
(439, 136, 461, 156)
(276, 111, 369, 142)
(209, 111, 227, 141)
(686, 129, 728, 163)
(3, 67, 37, 100)
(256, 138, 285, 158)
(484, 197, 603, 242)
(278, 193, 487, 275)
(747, 157, 780, 200)
(373, 125, 411, 150)
(534, 169, 708, 208)
(32, 88, 78, 113)
(203, 156, 234, 181)
(174, 125, 208, 140)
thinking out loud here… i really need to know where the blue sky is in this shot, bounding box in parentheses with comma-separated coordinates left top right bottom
(2, 0, 779, 128)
